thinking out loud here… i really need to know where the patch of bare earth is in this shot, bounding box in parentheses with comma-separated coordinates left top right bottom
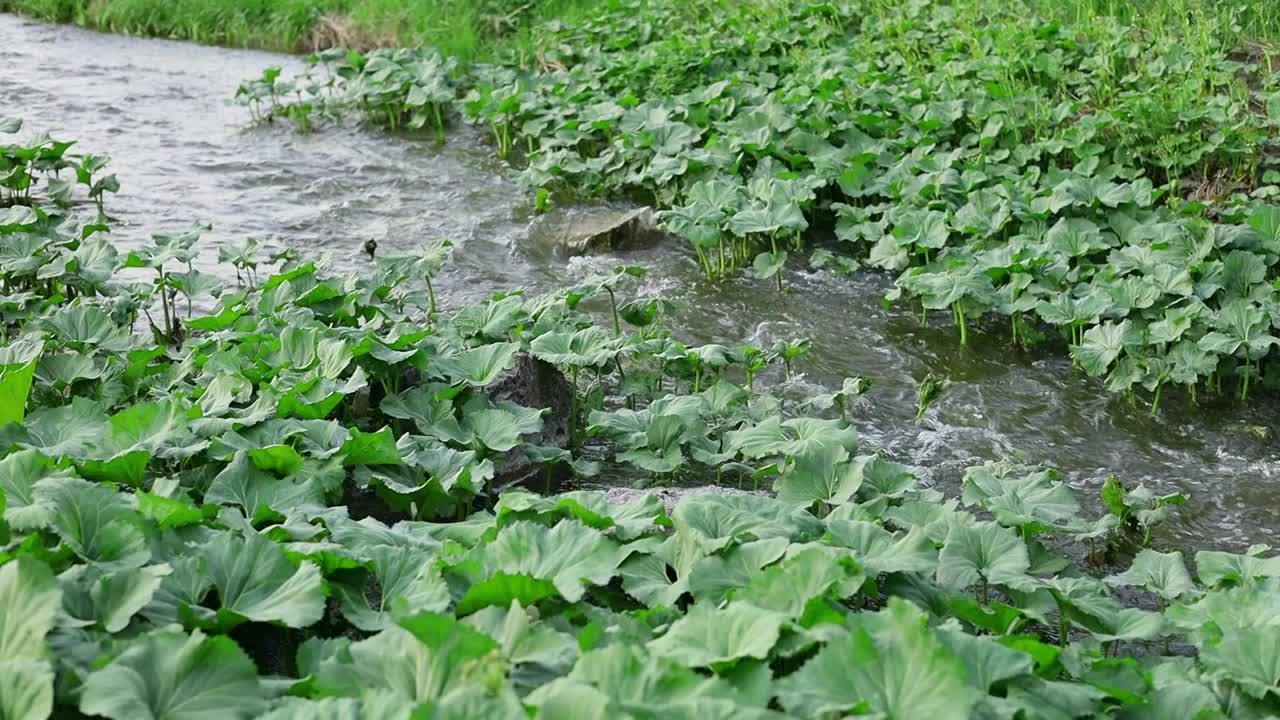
(302, 13, 399, 52)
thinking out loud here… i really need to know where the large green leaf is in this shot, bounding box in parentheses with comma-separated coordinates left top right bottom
(1201, 625, 1280, 700)
(1117, 679, 1224, 720)
(616, 413, 686, 474)
(1198, 299, 1278, 358)
(735, 546, 859, 618)
(961, 463, 1082, 534)
(892, 208, 949, 249)
(647, 601, 786, 667)
(412, 684, 528, 720)
(0, 660, 54, 720)
(203, 530, 325, 629)
(460, 520, 622, 610)
(246, 444, 305, 475)
(529, 643, 778, 720)
(1003, 677, 1106, 720)
(107, 398, 189, 454)
(1044, 217, 1107, 257)
(333, 543, 451, 631)
(380, 385, 469, 444)
(463, 403, 544, 453)
(33, 474, 148, 568)
(277, 368, 368, 419)
(462, 600, 578, 686)
(0, 528, 55, 720)
(1164, 579, 1280, 637)
(901, 263, 992, 310)
(751, 250, 787, 281)
(1221, 249, 1267, 299)
(936, 626, 1033, 690)
(774, 444, 860, 506)
(852, 455, 917, 498)
(620, 539, 696, 608)
(1104, 549, 1195, 602)
(1196, 548, 1280, 587)
(365, 440, 493, 498)
(204, 452, 326, 520)
(314, 612, 499, 702)
(280, 326, 317, 368)
(530, 328, 619, 368)
(776, 598, 979, 719)
(339, 427, 403, 466)
(19, 397, 107, 458)
(139, 556, 213, 627)
(1071, 320, 1133, 377)
(0, 336, 42, 426)
(826, 520, 938, 575)
(1247, 204, 1280, 251)
(79, 629, 268, 720)
(61, 563, 173, 633)
(936, 521, 1031, 592)
(435, 342, 520, 386)
(0, 557, 59, 659)
(0, 449, 64, 530)
(723, 416, 856, 460)
(671, 493, 824, 554)
(493, 489, 667, 542)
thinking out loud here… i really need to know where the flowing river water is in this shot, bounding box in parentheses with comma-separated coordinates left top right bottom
(4, 13, 1279, 552)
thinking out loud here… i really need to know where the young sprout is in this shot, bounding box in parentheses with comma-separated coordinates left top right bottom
(218, 238, 261, 288)
(915, 373, 952, 423)
(734, 345, 769, 393)
(415, 239, 454, 317)
(802, 376, 873, 418)
(770, 337, 811, 379)
(601, 266, 646, 336)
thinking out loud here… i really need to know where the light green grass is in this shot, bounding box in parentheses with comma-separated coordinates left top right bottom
(2, 0, 1276, 56)
(1028, 0, 1280, 46)
(0, 0, 597, 59)
(344, 0, 597, 61)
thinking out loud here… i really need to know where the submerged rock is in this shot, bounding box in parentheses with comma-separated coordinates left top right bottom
(531, 206, 663, 256)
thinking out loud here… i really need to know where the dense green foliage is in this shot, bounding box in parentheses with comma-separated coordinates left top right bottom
(0, 119, 116, 214)
(0, 0, 593, 58)
(9, 0, 1280, 716)
(242, 0, 1280, 411)
(6, 121, 1280, 719)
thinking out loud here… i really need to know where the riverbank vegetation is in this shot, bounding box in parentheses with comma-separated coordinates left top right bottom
(234, 0, 1280, 413)
(7, 0, 1278, 56)
(0, 0, 594, 57)
(8, 121, 1280, 719)
(9, 0, 1280, 717)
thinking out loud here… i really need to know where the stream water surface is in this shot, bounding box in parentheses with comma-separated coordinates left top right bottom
(4, 13, 1279, 552)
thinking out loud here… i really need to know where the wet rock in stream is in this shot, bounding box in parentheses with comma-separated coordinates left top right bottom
(529, 206, 664, 256)
(488, 354, 574, 491)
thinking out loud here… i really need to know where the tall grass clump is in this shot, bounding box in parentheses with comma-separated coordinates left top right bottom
(0, 0, 599, 57)
(1028, 0, 1280, 47)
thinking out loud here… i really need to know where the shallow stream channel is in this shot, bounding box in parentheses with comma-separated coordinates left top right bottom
(4, 13, 1279, 552)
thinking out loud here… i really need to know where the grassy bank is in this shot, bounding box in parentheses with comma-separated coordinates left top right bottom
(0, 0, 597, 58)
(4, 0, 1277, 56)
(1033, 0, 1280, 45)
